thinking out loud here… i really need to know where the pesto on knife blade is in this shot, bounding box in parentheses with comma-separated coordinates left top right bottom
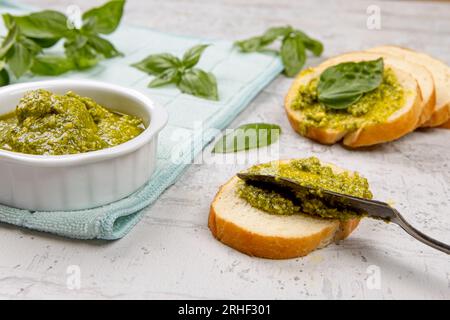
(237, 157, 373, 220)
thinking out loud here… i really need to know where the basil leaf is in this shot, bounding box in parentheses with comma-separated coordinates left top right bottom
(235, 26, 293, 53)
(293, 30, 323, 56)
(0, 22, 18, 58)
(281, 34, 306, 77)
(82, 0, 125, 34)
(178, 68, 218, 101)
(182, 44, 209, 69)
(261, 25, 293, 44)
(148, 68, 179, 88)
(0, 68, 9, 86)
(318, 58, 384, 109)
(65, 36, 98, 69)
(31, 55, 75, 75)
(302, 37, 323, 56)
(2, 14, 14, 29)
(319, 94, 363, 110)
(30, 37, 60, 48)
(10, 10, 68, 39)
(131, 53, 181, 75)
(212, 123, 281, 153)
(235, 26, 323, 77)
(235, 36, 264, 53)
(87, 35, 121, 58)
(18, 36, 42, 55)
(7, 42, 33, 77)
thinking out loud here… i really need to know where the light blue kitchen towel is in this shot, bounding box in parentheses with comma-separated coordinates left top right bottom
(0, 2, 283, 239)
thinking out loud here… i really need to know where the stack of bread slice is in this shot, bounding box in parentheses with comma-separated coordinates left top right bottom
(285, 46, 450, 147)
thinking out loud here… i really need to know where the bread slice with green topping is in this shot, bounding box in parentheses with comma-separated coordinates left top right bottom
(208, 159, 364, 259)
(368, 45, 450, 127)
(284, 56, 423, 147)
(318, 51, 435, 127)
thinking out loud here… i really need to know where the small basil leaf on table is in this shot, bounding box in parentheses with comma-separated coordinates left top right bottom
(132, 44, 219, 100)
(82, 0, 125, 34)
(9, 10, 69, 39)
(261, 26, 293, 45)
(235, 26, 293, 53)
(64, 36, 99, 69)
(234, 25, 323, 77)
(132, 53, 181, 75)
(7, 42, 34, 78)
(235, 36, 265, 53)
(87, 35, 121, 58)
(31, 55, 75, 75)
(317, 58, 384, 110)
(148, 68, 179, 88)
(212, 123, 282, 153)
(178, 68, 218, 101)
(0, 61, 9, 86)
(295, 31, 323, 56)
(0, 22, 18, 58)
(182, 44, 209, 69)
(29, 37, 60, 49)
(281, 33, 306, 77)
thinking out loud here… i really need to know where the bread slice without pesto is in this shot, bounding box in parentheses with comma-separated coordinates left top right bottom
(367, 45, 450, 127)
(208, 161, 361, 259)
(284, 57, 423, 148)
(318, 51, 435, 127)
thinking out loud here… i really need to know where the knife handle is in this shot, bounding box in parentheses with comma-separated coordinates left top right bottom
(391, 209, 450, 255)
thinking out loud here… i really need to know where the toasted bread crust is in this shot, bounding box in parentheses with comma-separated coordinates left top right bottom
(422, 101, 450, 127)
(440, 119, 450, 129)
(343, 83, 422, 147)
(208, 177, 360, 259)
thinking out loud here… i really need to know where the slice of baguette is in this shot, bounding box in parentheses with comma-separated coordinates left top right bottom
(318, 51, 435, 126)
(440, 119, 450, 129)
(285, 58, 423, 147)
(208, 160, 361, 259)
(368, 45, 450, 127)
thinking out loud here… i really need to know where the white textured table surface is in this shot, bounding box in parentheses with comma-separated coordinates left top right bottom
(1, 0, 449, 299)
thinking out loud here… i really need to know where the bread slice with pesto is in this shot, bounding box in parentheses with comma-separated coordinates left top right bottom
(318, 51, 435, 127)
(368, 45, 450, 127)
(208, 158, 366, 259)
(284, 56, 423, 147)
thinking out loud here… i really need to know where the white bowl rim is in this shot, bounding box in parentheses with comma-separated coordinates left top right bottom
(0, 79, 168, 167)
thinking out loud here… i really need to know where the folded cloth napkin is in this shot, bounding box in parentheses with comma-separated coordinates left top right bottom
(0, 2, 283, 239)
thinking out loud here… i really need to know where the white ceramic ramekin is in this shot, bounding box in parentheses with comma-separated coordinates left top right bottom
(0, 80, 168, 211)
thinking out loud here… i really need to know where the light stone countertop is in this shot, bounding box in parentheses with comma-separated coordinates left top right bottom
(0, 0, 449, 299)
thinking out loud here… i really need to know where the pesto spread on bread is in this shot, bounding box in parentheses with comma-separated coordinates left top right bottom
(236, 157, 372, 220)
(291, 68, 405, 133)
(0, 89, 144, 155)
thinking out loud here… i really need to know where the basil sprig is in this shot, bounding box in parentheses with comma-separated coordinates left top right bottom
(0, 0, 125, 85)
(235, 26, 323, 77)
(317, 58, 384, 110)
(132, 44, 219, 101)
(212, 123, 281, 153)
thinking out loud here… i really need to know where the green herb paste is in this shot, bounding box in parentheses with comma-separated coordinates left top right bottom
(291, 68, 406, 133)
(236, 157, 373, 220)
(0, 89, 144, 155)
